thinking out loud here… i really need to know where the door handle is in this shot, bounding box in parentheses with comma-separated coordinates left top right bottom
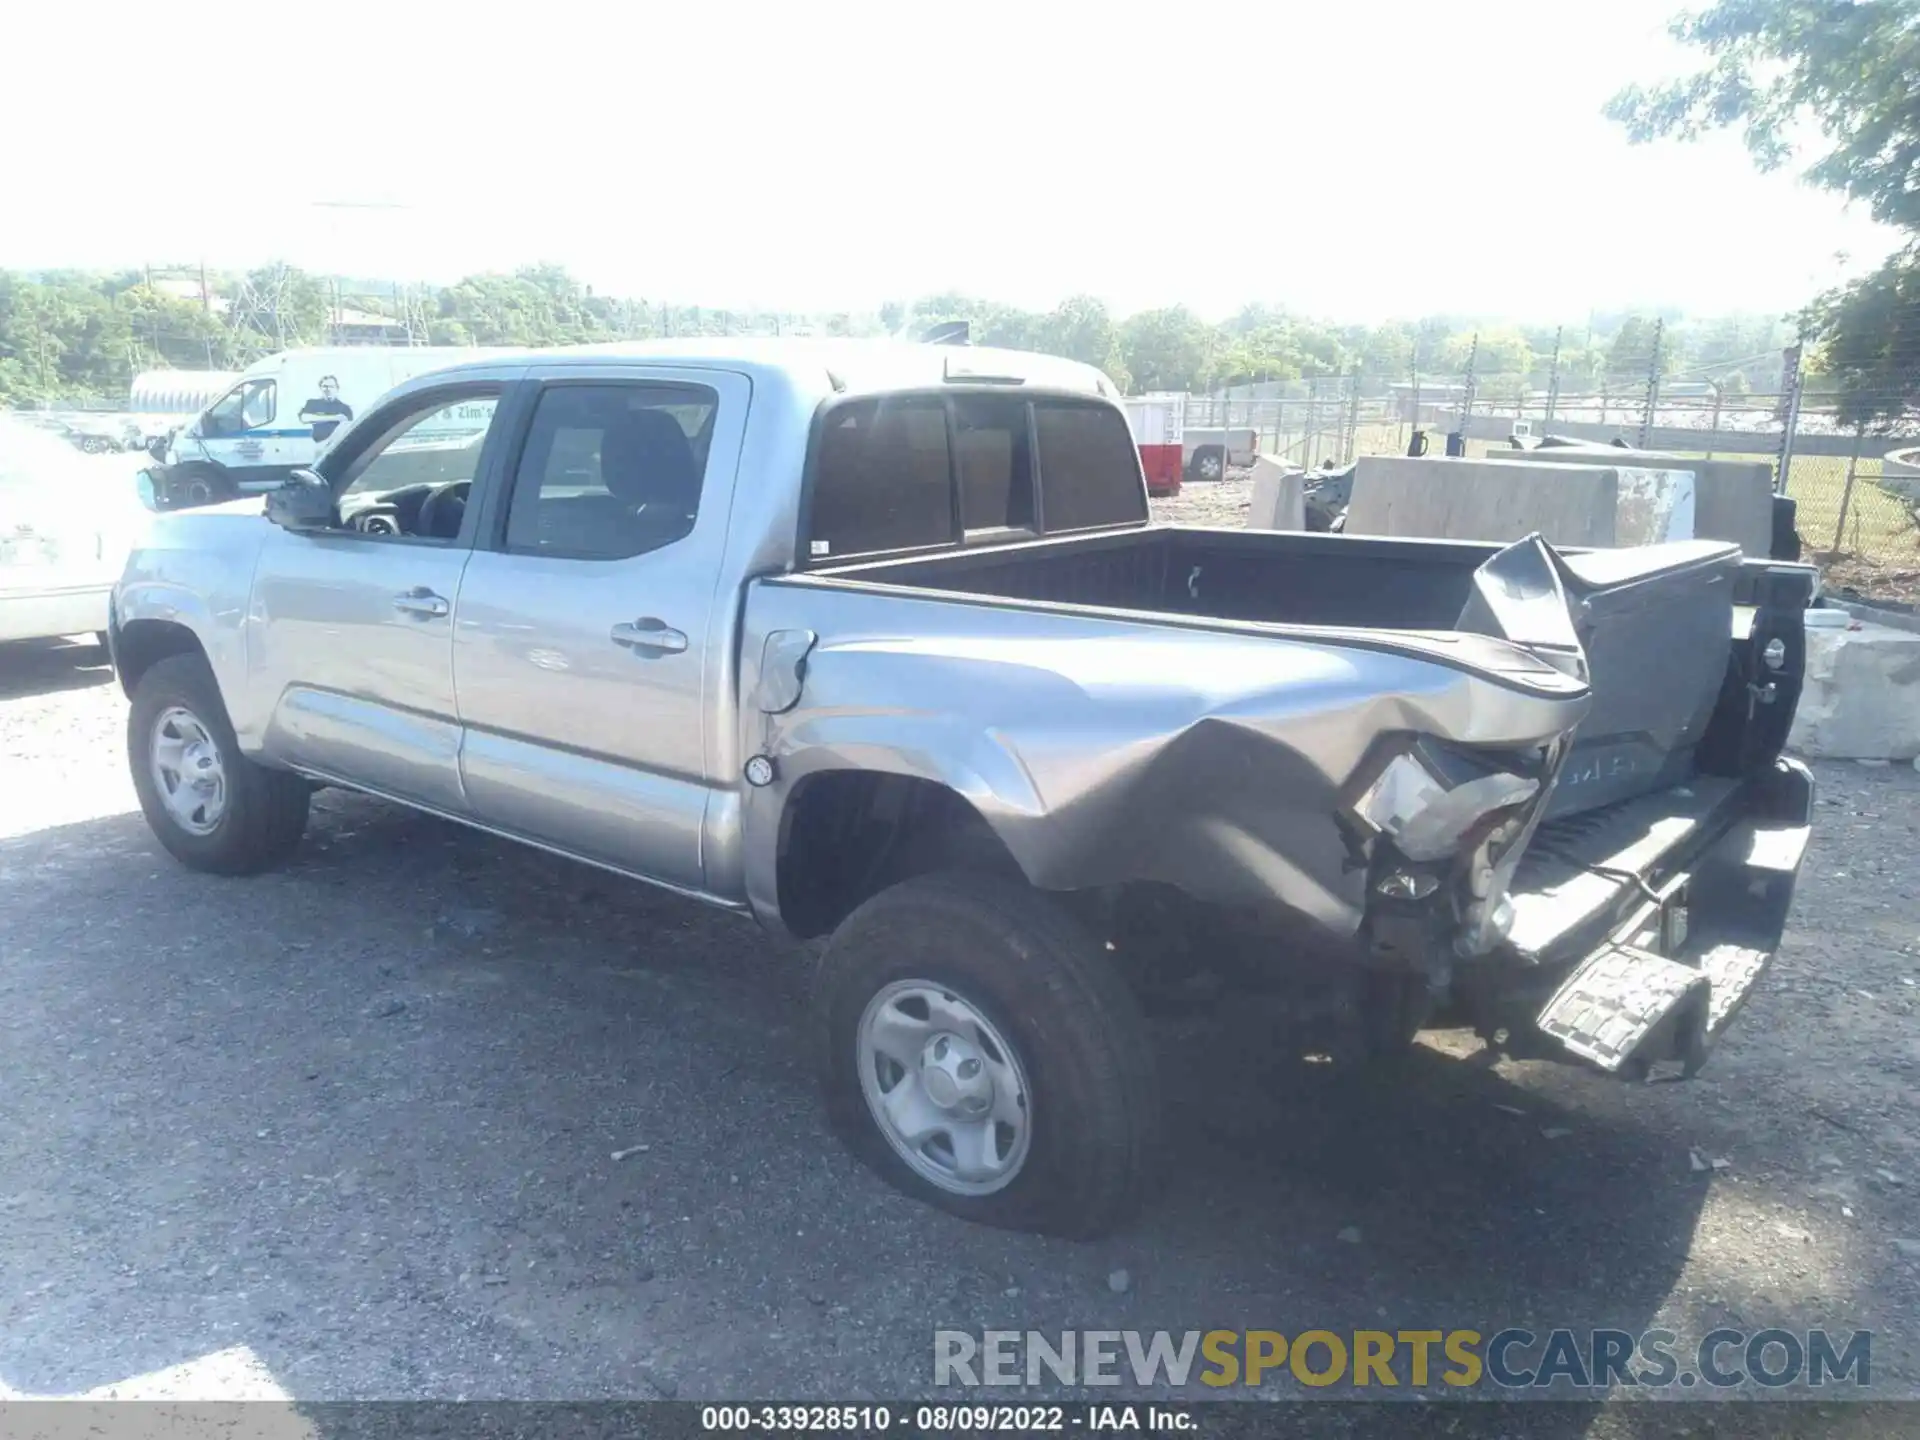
(610, 618, 688, 654)
(392, 588, 451, 618)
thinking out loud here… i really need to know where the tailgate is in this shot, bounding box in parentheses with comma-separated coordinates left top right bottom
(1455, 536, 1746, 819)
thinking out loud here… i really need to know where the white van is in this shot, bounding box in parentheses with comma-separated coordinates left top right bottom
(145, 346, 515, 508)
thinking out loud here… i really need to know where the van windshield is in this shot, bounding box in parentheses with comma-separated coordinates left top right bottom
(202, 379, 276, 436)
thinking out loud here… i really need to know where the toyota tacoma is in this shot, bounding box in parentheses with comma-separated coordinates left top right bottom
(110, 339, 1815, 1237)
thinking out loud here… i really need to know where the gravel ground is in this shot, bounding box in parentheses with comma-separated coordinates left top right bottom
(2, 624, 1918, 1413)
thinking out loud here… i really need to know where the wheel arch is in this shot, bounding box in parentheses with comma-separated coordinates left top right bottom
(772, 769, 1030, 940)
(114, 616, 210, 699)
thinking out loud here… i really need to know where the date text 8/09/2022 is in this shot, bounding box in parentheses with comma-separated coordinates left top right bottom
(698, 1413, 1190, 1436)
(699, 1406, 1193, 1433)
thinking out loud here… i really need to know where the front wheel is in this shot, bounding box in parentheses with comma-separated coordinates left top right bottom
(128, 653, 310, 875)
(164, 463, 232, 509)
(813, 871, 1159, 1238)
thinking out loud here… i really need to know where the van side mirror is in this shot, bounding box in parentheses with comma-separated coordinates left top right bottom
(265, 469, 337, 532)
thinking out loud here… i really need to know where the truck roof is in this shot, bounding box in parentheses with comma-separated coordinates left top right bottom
(411, 338, 1120, 404)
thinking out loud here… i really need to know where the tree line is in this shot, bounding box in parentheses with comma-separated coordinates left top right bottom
(2, 261, 1795, 409)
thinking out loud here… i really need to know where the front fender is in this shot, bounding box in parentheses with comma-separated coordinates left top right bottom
(113, 508, 266, 741)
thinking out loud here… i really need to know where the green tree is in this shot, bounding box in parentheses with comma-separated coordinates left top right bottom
(1801, 262, 1920, 425)
(1360, 323, 1413, 380)
(1436, 327, 1535, 381)
(1118, 307, 1214, 392)
(1605, 315, 1675, 379)
(1606, 0, 1920, 424)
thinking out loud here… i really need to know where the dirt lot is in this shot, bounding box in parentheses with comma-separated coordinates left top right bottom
(2, 626, 1918, 1411)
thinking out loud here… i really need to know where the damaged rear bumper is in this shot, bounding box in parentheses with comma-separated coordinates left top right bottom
(1480, 758, 1813, 1079)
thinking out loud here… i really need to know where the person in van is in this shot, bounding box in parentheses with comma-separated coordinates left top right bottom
(298, 377, 354, 443)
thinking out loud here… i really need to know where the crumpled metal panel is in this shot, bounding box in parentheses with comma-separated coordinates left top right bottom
(739, 576, 1593, 941)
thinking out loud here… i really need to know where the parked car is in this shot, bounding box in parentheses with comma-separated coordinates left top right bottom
(60, 414, 137, 454)
(1, 416, 148, 646)
(111, 339, 1815, 1238)
(1182, 423, 1259, 480)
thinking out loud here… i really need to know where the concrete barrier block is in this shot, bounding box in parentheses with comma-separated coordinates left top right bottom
(1498, 449, 1772, 556)
(1248, 456, 1306, 530)
(1346, 455, 1697, 547)
(1612, 466, 1696, 545)
(1348, 456, 1621, 546)
(1786, 619, 1920, 760)
(1882, 446, 1920, 502)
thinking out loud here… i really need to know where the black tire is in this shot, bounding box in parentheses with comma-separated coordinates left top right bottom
(167, 462, 233, 509)
(814, 871, 1159, 1238)
(127, 652, 310, 875)
(1186, 445, 1225, 482)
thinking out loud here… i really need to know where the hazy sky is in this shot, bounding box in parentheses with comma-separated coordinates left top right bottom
(3, 0, 1900, 323)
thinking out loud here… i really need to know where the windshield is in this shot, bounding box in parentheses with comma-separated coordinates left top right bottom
(201, 378, 277, 436)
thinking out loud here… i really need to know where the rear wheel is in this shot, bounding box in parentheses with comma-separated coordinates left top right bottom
(128, 653, 310, 875)
(813, 871, 1159, 1238)
(1187, 446, 1225, 482)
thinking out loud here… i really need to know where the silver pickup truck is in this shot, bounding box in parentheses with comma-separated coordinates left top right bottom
(110, 339, 1815, 1238)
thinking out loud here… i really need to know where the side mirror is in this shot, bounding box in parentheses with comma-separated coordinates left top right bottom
(265, 468, 337, 532)
(145, 435, 168, 460)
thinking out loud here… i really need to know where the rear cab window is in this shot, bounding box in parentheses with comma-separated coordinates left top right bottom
(804, 391, 1146, 564)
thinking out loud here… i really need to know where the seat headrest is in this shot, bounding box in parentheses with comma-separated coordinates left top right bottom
(600, 409, 699, 511)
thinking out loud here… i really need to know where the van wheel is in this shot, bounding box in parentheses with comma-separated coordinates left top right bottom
(128, 653, 310, 875)
(814, 871, 1159, 1238)
(168, 462, 231, 508)
(1187, 446, 1225, 481)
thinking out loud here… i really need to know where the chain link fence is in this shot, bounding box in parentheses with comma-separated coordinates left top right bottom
(1187, 359, 1920, 607)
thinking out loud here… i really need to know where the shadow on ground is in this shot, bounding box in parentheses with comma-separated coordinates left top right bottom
(0, 637, 113, 701)
(0, 790, 1901, 1409)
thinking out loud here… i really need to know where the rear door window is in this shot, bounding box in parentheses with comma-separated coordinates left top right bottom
(504, 382, 719, 560)
(808, 398, 953, 560)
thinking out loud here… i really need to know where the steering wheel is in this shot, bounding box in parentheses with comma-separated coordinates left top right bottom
(416, 481, 471, 540)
